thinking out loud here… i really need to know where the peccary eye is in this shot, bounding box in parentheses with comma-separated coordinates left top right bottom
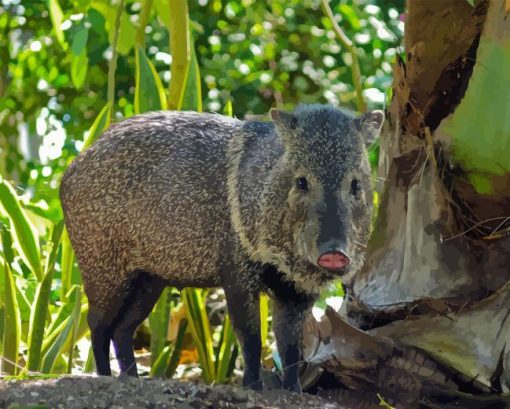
(350, 178, 362, 196)
(295, 177, 309, 191)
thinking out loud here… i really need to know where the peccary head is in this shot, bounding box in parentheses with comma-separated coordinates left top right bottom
(259, 105, 384, 284)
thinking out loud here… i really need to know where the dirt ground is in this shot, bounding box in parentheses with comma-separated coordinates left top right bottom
(0, 376, 346, 409)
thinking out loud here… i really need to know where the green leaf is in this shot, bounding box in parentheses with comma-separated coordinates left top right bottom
(134, 47, 167, 114)
(60, 227, 75, 300)
(149, 287, 173, 369)
(153, 0, 170, 28)
(67, 286, 82, 372)
(260, 294, 269, 347)
(182, 288, 215, 382)
(41, 315, 73, 373)
(83, 103, 111, 149)
(0, 177, 41, 280)
(165, 318, 187, 378)
(180, 42, 202, 112)
(91, 0, 135, 55)
(465, 0, 475, 6)
(439, 13, 510, 193)
(71, 26, 89, 55)
(71, 50, 88, 89)
(167, 0, 190, 110)
(48, 0, 66, 48)
(26, 221, 64, 372)
(215, 314, 238, 383)
(2, 261, 21, 375)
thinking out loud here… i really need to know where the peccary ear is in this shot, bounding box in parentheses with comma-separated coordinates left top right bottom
(270, 108, 298, 130)
(356, 110, 385, 145)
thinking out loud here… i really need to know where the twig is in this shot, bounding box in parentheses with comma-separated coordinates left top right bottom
(443, 216, 510, 242)
(136, 0, 154, 48)
(107, 0, 125, 120)
(321, 0, 366, 112)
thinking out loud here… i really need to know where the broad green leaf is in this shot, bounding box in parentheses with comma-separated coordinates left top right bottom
(83, 103, 111, 149)
(67, 286, 82, 372)
(60, 227, 75, 300)
(0, 177, 41, 280)
(26, 221, 64, 372)
(167, 0, 190, 110)
(215, 314, 237, 383)
(153, 0, 170, 29)
(165, 318, 187, 378)
(48, 0, 66, 48)
(2, 261, 21, 375)
(182, 288, 215, 382)
(339, 4, 361, 30)
(134, 47, 167, 114)
(71, 26, 88, 55)
(71, 50, 88, 89)
(41, 315, 73, 373)
(91, 0, 135, 55)
(180, 42, 202, 112)
(223, 99, 233, 117)
(149, 287, 173, 368)
(136, 0, 154, 47)
(439, 13, 510, 194)
(260, 294, 269, 347)
(465, 0, 475, 6)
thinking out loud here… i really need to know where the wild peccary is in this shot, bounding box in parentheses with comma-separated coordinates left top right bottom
(60, 104, 384, 391)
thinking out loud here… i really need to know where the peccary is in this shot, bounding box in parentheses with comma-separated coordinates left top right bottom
(60, 104, 384, 391)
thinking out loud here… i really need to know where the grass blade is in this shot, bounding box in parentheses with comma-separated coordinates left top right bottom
(166, 318, 187, 378)
(134, 47, 167, 114)
(149, 287, 173, 368)
(66, 285, 82, 373)
(82, 103, 111, 149)
(2, 261, 21, 375)
(182, 288, 215, 382)
(215, 314, 237, 383)
(0, 177, 41, 280)
(167, 0, 190, 110)
(26, 221, 64, 372)
(60, 227, 75, 300)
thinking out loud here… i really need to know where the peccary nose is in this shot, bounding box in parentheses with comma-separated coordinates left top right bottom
(317, 251, 350, 271)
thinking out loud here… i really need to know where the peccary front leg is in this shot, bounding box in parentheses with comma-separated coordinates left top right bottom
(272, 296, 314, 392)
(223, 283, 262, 390)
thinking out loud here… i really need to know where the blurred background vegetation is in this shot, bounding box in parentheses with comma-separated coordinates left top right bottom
(0, 0, 403, 381)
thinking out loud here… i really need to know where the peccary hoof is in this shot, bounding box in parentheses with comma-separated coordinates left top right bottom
(242, 375, 263, 391)
(283, 381, 302, 393)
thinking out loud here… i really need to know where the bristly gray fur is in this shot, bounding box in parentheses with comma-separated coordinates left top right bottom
(60, 104, 383, 389)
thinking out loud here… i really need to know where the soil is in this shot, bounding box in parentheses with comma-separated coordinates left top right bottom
(0, 376, 345, 409)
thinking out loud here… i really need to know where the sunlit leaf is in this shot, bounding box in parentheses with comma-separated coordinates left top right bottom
(26, 221, 64, 372)
(134, 47, 167, 114)
(0, 177, 41, 280)
(83, 103, 111, 149)
(48, 0, 66, 48)
(180, 42, 202, 112)
(71, 27, 89, 55)
(71, 50, 88, 89)
(2, 261, 21, 375)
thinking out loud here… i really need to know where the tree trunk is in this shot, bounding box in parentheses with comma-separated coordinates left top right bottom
(306, 0, 510, 406)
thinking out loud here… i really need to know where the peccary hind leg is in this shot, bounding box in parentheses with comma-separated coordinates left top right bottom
(111, 272, 166, 376)
(88, 306, 114, 376)
(87, 271, 165, 377)
(223, 283, 262, 390)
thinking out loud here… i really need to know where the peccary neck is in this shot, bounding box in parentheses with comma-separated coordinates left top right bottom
(227, 119, 285, 262)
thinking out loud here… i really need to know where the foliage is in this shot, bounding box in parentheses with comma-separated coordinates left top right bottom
(0, 0, 404, 379)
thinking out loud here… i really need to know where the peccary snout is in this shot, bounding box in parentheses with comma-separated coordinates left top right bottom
(317, 250, 351, 271)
